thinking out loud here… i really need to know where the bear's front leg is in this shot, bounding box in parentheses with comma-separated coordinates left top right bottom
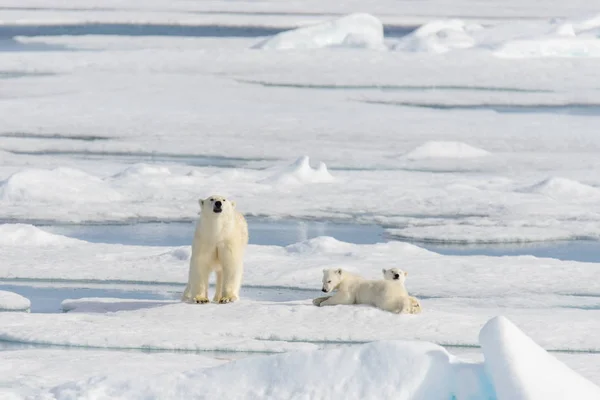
(217, 242, 243, 304)
(312, 296, 330, 306)
(213, 270, 224, 303)
(187, 253, 210, 304)
(319, 292, 353, 307)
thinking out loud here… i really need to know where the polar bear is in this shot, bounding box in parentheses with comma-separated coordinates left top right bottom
(182, 195, 249, 304)
(382, 268, 422, 314)
(312, 268, 412, 314)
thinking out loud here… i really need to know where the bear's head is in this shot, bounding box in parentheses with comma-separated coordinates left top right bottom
(321, 268, 344, 293)
(382, 268, 408, 284)
(199, 195, 236, 216)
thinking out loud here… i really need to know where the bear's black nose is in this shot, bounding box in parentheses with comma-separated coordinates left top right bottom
(394, 274, 400, 279)
(322, 288, 327, 292)
(214, 201, 222, 208)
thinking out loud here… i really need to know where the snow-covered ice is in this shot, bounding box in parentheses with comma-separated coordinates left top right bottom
(0, 290, 30, 312)
(480, 316, 600, 400)
(2, 0, 600, 397)
(4, 316, 598, 399)
(253, 13, 385, 50)
(260, 156, 334, 185)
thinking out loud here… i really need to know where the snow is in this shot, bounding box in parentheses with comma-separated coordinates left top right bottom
(2, 0, 600, 397)
(0, 290, 31, 312)
(2, 230, 600, 354)
(253, 13, 385, 50)
(520, 177, 600, 201)
(0, 224, 82, 246)
(403, 141, 490, 160)
(62, 298, 175, 313)
(42, 341, 492, 400)
(5, 317, 597, 399)
(480, 316, 600, 400)
(393, 20, 482, 53)
(260, 156, 334, 185)
(392, 15, 600, 57)
(0, 167, 122, 203)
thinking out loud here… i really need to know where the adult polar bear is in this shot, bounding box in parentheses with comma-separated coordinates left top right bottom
(182, 195, 248, 304)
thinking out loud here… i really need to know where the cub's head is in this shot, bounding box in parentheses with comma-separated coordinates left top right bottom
(382, 268, 408, 284)
(321, 268, 344, 293)
(199, 195, 236, 216)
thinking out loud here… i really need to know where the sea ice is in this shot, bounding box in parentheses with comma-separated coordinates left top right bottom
(0, 290, 31, 312)
(253, 13, 385, 50)
(480, 316, 600, 400)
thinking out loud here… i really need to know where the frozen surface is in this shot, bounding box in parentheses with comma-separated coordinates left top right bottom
(2, 1, 600, 397)
(254, 13, 384, 50)
(41, 341, 492, 400)
(0, 290, 30, 312)
(393, 14, 600, 58)
(480, 316, 600, 400)
(4, 317, 598, 399)
(1, 349, 227, 399)
(403, 141, 490, 160)
(1, 227, 600, 354)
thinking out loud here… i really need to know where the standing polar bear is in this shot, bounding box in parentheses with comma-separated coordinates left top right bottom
(182, 195, 248, 304)
(312, 268, 414, 314)
(382, 268, 422, 314)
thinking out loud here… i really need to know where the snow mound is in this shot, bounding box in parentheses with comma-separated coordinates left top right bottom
(0, 290, 30, 312)
(480, 316, 600, 400)
(0, 224, 82, 246)
(404, 141, 490, 160)
(46, 340, 492, 399)
(521, 177, 600, 200)
(285, 236, 355, 254)
(113, 164, 171, 179)
(393, 19, 482, 53)
(253, 13, 384, 50)
(0, 167, 121, 203)
(392, 16, 600, 58)
(260, 156, 334, 185)
(494, 14, 600, 58)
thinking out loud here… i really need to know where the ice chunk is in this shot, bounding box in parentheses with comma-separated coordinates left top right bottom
(260, 156, 334, 185)
(393, 19, 481, 53)
(520, 177, 600, 201)
(0, 290, 30, 312)
(62, 298, 176, 313)
(254, 13, 385, 50)
(404, 141, 490, 160)
(480, 316, 600, 400)
(0, 167, 121, 203)
(0, 224, 82, 246)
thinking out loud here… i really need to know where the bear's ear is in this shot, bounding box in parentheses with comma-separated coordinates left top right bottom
(335, 268, 342, 275)
(322, 268, 328, 274)
(382, 268, 386, 274)
(199, 199, 204, 207)
(231, 201, 236, 208)
(404, 271, 408, 277)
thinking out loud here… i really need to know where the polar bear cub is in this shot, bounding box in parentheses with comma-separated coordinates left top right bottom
(182, 195, 249, 304)
(382, 268, 422, 314)
(312, 268, 413, 314)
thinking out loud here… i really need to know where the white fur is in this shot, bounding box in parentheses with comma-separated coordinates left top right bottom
(382, 267, 422, 314)
(182, 195, 248, 304)
(313, 268, 412, 314)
